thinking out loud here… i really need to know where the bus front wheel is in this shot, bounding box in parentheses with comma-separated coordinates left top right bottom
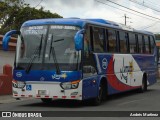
(92, 81, 106, 106)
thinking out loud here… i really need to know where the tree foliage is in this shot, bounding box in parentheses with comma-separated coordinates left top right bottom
(0, 0, 62, 34)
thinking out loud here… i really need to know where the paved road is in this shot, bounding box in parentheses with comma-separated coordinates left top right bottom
(0, 82, 160, 119)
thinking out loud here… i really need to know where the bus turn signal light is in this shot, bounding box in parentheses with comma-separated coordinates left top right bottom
(60, 80, 80, 89)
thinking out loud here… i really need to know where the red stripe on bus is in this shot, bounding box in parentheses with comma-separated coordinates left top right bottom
(71, 96, 76, 98)
(53, 96, 58, 99)
(62, 96, 66, 99)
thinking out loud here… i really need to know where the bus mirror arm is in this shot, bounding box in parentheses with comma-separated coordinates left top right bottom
(2, 30, 20, 51)
(74, 29, 85, 51)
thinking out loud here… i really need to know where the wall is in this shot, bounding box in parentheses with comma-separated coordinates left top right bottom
(0, 65, 12, 95)
(0, 35, 16, 95)
(0, 35, 17, 51)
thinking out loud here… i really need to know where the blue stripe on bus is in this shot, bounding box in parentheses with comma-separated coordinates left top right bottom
(13, 70, 81, 82)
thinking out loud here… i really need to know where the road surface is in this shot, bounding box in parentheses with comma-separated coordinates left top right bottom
(0, 82, 160, 119)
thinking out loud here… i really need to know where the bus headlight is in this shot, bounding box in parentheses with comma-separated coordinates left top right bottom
(12, 80, 26, 88)
(60, 80, 80, 89)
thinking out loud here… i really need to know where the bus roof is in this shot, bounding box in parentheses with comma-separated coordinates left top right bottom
(22, 18, 154, 35)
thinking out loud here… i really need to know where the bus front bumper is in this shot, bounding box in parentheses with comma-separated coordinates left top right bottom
(12, 81, 83, 100)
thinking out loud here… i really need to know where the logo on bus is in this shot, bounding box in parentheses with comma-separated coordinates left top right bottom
(40, 77, 45, 81)
(119, 58, 134, 83)
(16, 72, 22, 77)
(51, 73, 67, 80)
(102, 58, 108, 69)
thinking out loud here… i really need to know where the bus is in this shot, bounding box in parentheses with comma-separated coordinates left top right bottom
(2, 18, 157, 105)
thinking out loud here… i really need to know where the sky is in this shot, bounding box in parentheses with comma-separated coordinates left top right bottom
(25, 0, 160, 33)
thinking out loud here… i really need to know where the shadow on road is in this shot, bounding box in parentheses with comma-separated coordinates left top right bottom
(107, 89, 155, 101)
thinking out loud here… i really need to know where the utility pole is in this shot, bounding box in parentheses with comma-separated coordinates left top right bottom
(123, 14, 129, 25)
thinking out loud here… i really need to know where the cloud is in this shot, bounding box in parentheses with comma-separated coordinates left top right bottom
(24, 0, 160, 33)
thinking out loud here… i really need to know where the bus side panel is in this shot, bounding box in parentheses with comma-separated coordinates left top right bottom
(94, 53, 142, 95)
(107, 58, 139, 94)
(82, 77, 98, 100)
(93, 54, 122, 95)
(106, 74, 121, 95)
(148, 71, 157, 85)
(133, 54, 157, 86)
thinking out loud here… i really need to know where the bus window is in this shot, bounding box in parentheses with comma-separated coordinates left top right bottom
(129, 33, 137, 53)
(150, 36, 155, 54)
(138, 35, 143, 53)
(108, 29, 117, 52)
(119, 31, 127, 53)
(92, 27, 105, 52)
(135, 34, 139, 53)
(144, 35, 150, 54)
(83, 26, 97, 78)
(84, 28, 91, 57)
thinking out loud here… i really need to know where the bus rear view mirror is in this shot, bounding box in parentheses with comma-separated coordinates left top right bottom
(74, 29, 85, 51)
(2, 30, 20, 51)
(83, 66, 96, 74)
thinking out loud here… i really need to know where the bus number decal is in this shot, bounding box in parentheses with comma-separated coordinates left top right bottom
(102, 58, 108, 69)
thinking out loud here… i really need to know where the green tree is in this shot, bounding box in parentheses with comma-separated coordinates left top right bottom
(0, 0, 62, 34)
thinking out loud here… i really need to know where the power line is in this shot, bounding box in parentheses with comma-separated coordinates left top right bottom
(138, 21, 159, 30)
(129, 0, 160, 13)
(95, 0, 158, 22)
(144, 0, 160, 9)
(34, 0, 44, 8)
(105, 0, 160, 21)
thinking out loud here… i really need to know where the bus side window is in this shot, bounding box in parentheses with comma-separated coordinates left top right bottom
(105, 29, 108, 52)
(108, 29, 117, 53)
(119, 31, 127, 53)
(84, 30, 90, 56)
(83, 26, 97, 77)
(92, 27, 105, 52)
(150, 36, 155, 54)
(138, 35, 143, 53)
(135, 34, 138, 53)
(144, 35, 150, 54)
(129, 33, 136, 53)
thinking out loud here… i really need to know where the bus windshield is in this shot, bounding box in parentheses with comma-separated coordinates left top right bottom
(15, 25, 81, 71)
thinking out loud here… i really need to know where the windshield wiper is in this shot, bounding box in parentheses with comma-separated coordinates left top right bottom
(25, 34, 43, 74)
(49, 35, 61, 74)
(38, 34, 43, 60)
(54, 38, 64, 42)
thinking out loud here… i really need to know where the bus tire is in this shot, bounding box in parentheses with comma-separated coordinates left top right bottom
(41, 98, 52, 103)
(92, 79, 107, 106)
(140, 74, 147, 92)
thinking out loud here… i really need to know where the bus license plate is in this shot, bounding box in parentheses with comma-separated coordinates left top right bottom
(38, 90, 47, 95)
